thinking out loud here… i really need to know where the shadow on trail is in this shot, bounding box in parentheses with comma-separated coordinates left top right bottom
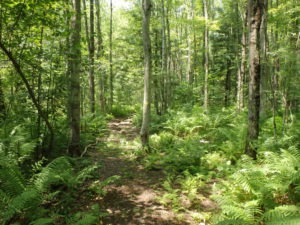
(91, 118, 191, 225)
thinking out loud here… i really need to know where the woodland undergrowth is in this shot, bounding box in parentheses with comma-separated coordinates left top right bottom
(0, 114, 111, 225)
(132, 105, 300, 224)
(1, 105, 300, 224)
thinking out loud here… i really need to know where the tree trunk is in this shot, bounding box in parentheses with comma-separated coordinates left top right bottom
(203, 0, 209, 112)
(186, 0, 194, 84)
(259, 0, 268, 118)
(224, 58, 231, 107)
(109, 0, 113, 111)
(0, 76, 6, 120)
(83, 0, 90, 51)
(140, 0, 152, 147)
(89, 0, 95, 113)
(95, 0, 105, 112)
(245, 0, 264, 160)
(153, 29, 161, 115)
(237, 10, 247, 112)
(68, 0, 81, 156)
(160, 0, 167, 113)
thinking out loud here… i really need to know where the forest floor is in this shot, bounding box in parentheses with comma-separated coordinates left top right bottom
(85, 117, 205, 225)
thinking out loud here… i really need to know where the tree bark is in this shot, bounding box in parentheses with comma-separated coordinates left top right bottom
(89, 0, 95, 113)
(83, 0, 90, 51)
(109, 0, 113, 111)
(140, 0, 152, 147)
(186, 0, 194, 84)
(0, 76, 6, 120)
(203, 0, 209, 112)
(245, 0, 264, 160)
(237, 10, 247, 112)
(259, 0, 268, 118)
(95, 0, 105, 112)
(224, 58, 231, 107)
(68, 0, 81, 156)
(160, 0, 168, 113)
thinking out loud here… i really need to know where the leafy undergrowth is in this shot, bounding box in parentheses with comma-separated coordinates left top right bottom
(0, 155, 116, 225)
(1, 106, 299, 225)
(133, 106, 300, 225)
(0, 115, 115, 225)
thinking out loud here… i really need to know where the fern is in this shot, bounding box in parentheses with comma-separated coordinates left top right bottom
(0, 156, 102, 223)
(264, 205, 300, 222)
(29, 218, 55, 225)
(214, 147, 300, 224)
(32, 156, 74, 192)
(66, 204, 102, 225)
(217, 218, 248, 225)
(0, 163, 25, 197)
(3, 189, 41, 222)
(72, 214, 98, 225)
(266, 217, 300, 225)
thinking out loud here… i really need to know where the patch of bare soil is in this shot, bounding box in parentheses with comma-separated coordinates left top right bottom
(88, 118, 194, 225)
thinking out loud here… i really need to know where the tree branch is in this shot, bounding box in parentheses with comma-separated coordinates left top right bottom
(0, 41, 54, 152)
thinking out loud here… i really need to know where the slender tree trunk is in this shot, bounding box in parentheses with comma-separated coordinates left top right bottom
(245, 0, 264, 160)
(224, 57, 231, 107)
(154, 29, 161, 115)
(186, 0, 195, 84)
(95, 0, 105, 112)
(36, 27, 44, 158)
(83, 0, 90, 50)
(68, 0, 81, 156)
(165, 2, 171, 108)
(270, 0, 278, 138)
(160, 0, 168, 113)
(89, 0, 95, 113)
(237, 10, 247, 112)
(140, 0, 152, 147)
(203, 0, 209, 112)
(109, 0, 113, 111)
(259, 0, 268, 118)
(0, 76, 5, 120)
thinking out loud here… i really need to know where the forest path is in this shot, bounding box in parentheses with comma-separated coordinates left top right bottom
(88, 117, 192, 225)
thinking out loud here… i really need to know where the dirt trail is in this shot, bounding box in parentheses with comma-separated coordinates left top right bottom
(90, 118, 192, 225)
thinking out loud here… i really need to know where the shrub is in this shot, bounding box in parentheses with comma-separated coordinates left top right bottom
(212, 148, 300, 225)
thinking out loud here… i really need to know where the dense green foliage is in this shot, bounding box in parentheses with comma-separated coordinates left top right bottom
(138, 106, 300, 224)
(0, 0, 299, 224)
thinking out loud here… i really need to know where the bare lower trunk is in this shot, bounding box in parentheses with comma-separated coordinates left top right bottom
(245, 0, 263, 160)
(237, 11, 247, 112)
(0, 76, 5, 120)
(95, 0, 105, 112)
(203, 0, 209, 112)
(109, 0, 113, 111)
(68, 0, 81, 156)
(140, 0, 152, 147)
(89, 0, 95, 113)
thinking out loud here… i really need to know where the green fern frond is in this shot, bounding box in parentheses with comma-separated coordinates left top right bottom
(233, 169, 265, 195)
(68, 212, 98, 225)
(75, 164, 99, 184)
(266, 216, 300, 225)
(217, 218, 249, 225)
(73, 214, 98, 225)
(2, 188, 41, 222)
(264, 205, 300, 221)
(29, 218, 55, 225)
(0, 164, 25, 197)
(33, 156, 73, 192)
